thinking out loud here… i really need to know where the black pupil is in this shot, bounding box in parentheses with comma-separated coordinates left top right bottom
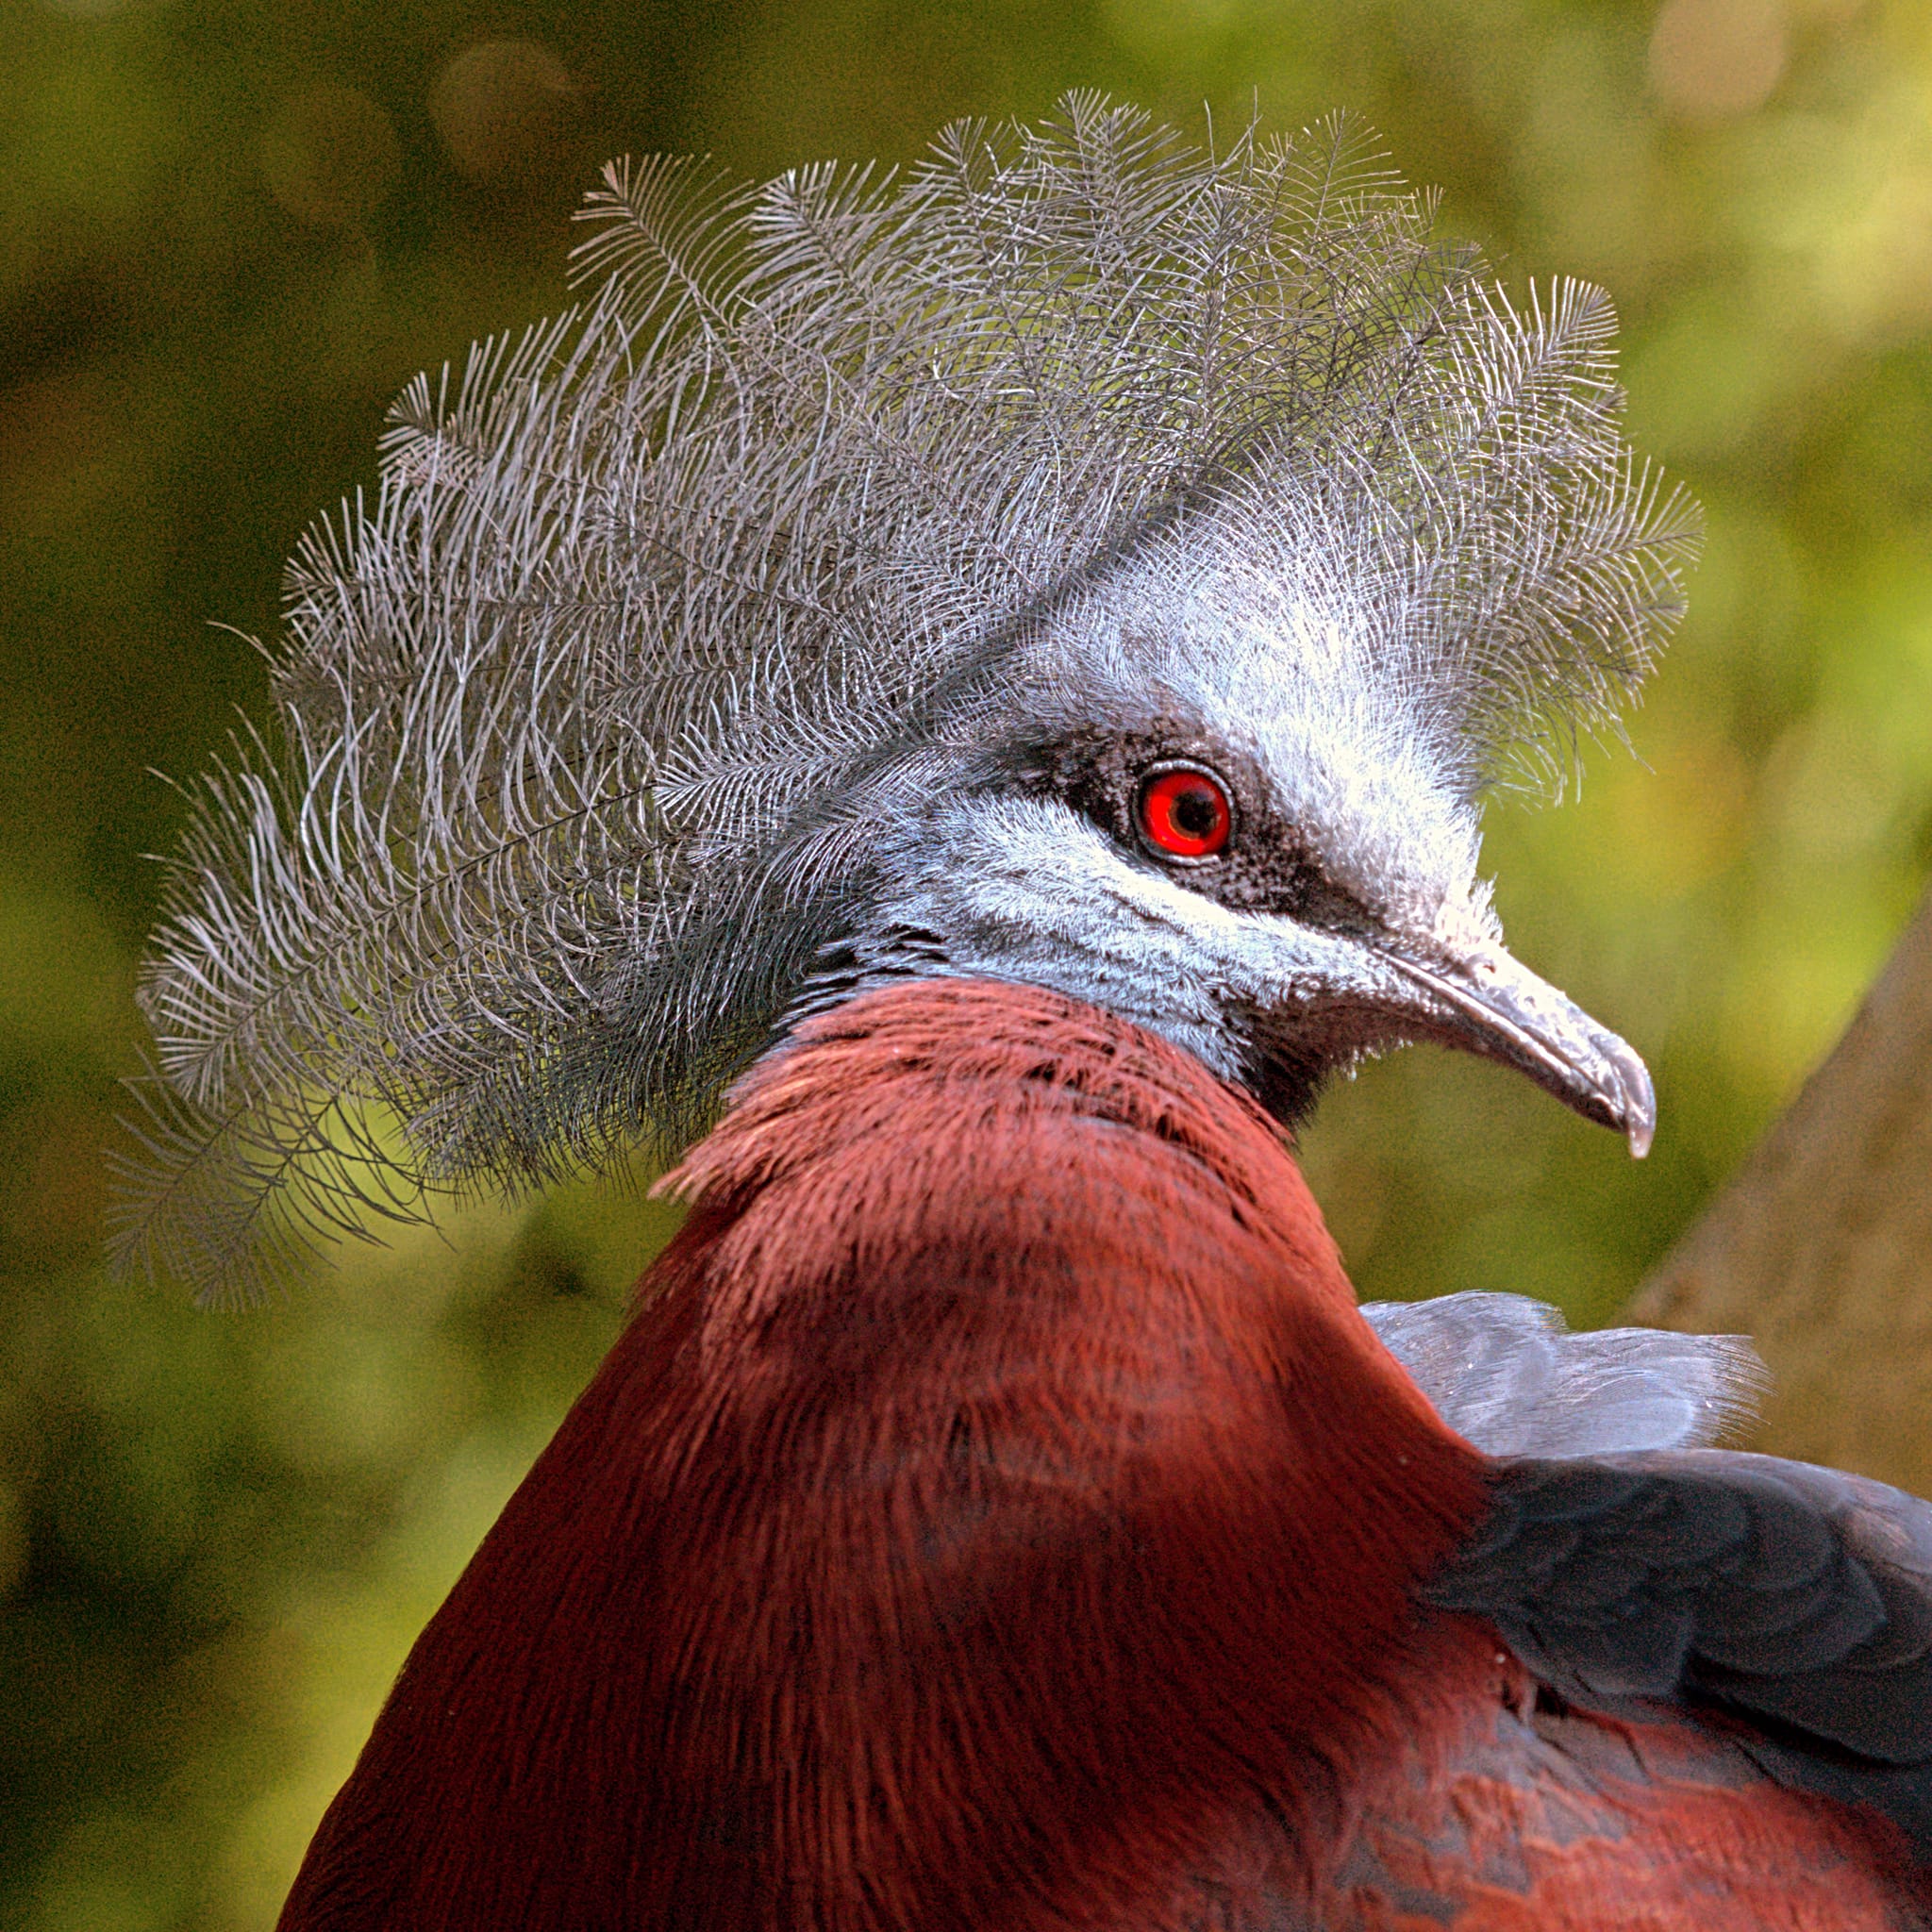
(1171, 784, 1219, 838)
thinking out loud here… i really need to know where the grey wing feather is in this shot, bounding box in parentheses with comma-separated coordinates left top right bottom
(1361, 1291, 1766, 1456)
(1424, 1445, 1932, 1854)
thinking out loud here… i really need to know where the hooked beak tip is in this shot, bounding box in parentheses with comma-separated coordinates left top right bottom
(1611, 1040, 1656, 1159)
(1377, 943, 1657, 1157)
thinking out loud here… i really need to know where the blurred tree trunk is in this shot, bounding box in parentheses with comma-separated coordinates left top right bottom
(1628, 885, 1932, 1493)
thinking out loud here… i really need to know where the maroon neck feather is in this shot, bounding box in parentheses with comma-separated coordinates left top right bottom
(277, 978, 1489, 1932)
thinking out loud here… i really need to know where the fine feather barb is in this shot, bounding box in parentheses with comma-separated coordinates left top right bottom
(117, 96, 1698, 1298)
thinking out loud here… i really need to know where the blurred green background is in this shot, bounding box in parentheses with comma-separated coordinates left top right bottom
(4, 0, 1931, 1923)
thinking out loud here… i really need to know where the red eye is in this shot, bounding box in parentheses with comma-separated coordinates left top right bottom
(1137, 767, 1232, 860)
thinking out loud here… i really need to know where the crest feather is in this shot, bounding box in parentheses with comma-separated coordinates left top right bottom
(114, 95, 1698, 1298)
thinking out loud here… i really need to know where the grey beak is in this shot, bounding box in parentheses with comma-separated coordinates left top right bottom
(1380, 943, 1656, 1158)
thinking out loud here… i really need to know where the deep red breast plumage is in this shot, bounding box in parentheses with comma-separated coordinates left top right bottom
(275, 979, 1929, 1931)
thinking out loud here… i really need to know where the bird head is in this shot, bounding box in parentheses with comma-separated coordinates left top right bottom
(859, 521, 1656, 1149)
(119, 96, 1693, 1295)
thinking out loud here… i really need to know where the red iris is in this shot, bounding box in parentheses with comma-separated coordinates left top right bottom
(1137, 767, 1232, 859)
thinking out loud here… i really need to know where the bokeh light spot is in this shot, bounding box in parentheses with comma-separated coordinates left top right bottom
(1648, 0, 1788, 125)
(428, 40, 581, 184)
(260, 85, 400, 230)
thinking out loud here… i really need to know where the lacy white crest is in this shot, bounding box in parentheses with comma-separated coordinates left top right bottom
(115, 94, 1699, 1298)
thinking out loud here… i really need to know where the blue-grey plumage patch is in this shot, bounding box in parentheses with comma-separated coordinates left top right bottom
(1361, 1291, 1764, 1457)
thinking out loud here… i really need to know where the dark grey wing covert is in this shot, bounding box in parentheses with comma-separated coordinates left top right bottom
(1424, 1446, 1932, 1853)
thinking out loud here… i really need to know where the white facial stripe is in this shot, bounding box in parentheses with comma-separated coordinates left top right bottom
(880, 797, 1424, 1076)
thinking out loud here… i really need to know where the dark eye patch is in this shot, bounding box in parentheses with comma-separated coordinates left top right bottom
(1017, 725, 1374, 933)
